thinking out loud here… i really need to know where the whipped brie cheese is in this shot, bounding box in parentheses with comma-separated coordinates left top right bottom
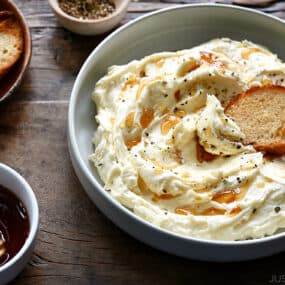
(91, 38, 285, 241)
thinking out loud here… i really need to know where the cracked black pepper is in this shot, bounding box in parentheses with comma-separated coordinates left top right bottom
(59, 0, 115, 20)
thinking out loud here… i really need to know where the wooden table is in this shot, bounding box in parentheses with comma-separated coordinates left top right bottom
(1, 0, 284, 284)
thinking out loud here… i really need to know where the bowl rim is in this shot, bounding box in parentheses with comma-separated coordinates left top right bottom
(48, 0, 131, 24)
(0, 0, 32, 103)
(68, 3, 285, 247)
(0, 163, 39, 272)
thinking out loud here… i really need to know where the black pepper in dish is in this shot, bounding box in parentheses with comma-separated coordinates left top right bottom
(59, 0, 115, 20)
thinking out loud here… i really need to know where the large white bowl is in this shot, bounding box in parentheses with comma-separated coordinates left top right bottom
(68, 4, 285, 262)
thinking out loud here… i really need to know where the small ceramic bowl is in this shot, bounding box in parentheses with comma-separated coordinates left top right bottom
(0, 0, 32, 103)
(48, 0, 130, 35)
(0, 163, 39, 285)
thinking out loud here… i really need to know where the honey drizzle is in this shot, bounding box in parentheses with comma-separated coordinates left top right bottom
(122, 74, 139, 91)
(125, 111, 135, 128)
(140, 108, 154, 129)
(124, 135, 141, 150)
(200, 51, 226, 69)
(175, 149, 183, 164)
(229, 206, 242, 216)
(175, 206, 226, 216)
(178, 62, 200, 77)
(150, 157, 178, 170)
(200, 51, 216, 64)
(139, 70, 146, 77)
(241, 48, 269, 60)
(174, 109, 186, 118)
(174, 90, 181, 102)
(156, 59, 164, 68)
(152, 193, 177, 202)
(137, 175, 147, 192)
(212, 190, 236, 204)
(161, 114, 181, 135)
(175, 205, 242, 217)
(196, 140, 217, 163)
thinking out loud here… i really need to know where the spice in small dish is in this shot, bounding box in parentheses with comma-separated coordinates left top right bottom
(58, 0, 116, 20)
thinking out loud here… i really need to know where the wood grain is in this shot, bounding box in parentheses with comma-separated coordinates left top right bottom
(0, 0, 283, 284)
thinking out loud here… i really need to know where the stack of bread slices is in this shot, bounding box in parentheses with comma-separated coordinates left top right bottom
(0, 10, 23, 79)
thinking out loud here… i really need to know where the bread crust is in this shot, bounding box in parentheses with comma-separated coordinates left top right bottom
(0, 11, 23, 79)
(225, 85, 285, 155)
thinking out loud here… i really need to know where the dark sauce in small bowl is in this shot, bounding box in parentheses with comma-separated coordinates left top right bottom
(0, 184, 29, 266)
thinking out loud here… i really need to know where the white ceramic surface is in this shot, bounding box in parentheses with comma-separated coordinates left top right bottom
(0, 164, 39, 285)
(68, 4, 285, 262)
(48, 0, 130, 35)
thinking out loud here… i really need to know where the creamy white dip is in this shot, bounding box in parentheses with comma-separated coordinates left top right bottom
(91, 38, 285, 241)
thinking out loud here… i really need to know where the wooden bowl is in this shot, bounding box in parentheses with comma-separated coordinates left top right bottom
(0, 0, 32, 103)
(49, 0, 130, 35)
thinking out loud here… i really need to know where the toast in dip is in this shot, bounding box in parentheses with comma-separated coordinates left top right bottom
(226, 86, 285, 154)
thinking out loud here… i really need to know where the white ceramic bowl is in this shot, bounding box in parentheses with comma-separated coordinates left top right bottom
(0, 163, 39, 285)
(48, 0, 130, 35)
(68, 4, 285, 262)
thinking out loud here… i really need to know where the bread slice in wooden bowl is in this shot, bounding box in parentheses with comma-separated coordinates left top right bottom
(0, 10, 23, 79)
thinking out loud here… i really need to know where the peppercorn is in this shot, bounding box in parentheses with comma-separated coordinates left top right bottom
(275, 206, 281, 213)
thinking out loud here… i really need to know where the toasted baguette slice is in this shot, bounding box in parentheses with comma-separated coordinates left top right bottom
(0, 11, 23, 79)
(225, 86, 285, 154)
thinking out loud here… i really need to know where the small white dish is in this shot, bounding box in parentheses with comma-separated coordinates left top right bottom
(0, 163, 39, 285)
(48, 0, 130, 35)
(68, 4, 285, 261)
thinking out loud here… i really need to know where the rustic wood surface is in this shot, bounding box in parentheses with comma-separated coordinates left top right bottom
(0, 0, 284, 284)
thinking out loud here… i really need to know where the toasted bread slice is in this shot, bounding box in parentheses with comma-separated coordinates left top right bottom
(225, 86, 285, 154)
(0, 11, 23, 79)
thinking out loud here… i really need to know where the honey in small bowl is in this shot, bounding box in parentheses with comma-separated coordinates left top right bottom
(0, 184, 29, 266)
